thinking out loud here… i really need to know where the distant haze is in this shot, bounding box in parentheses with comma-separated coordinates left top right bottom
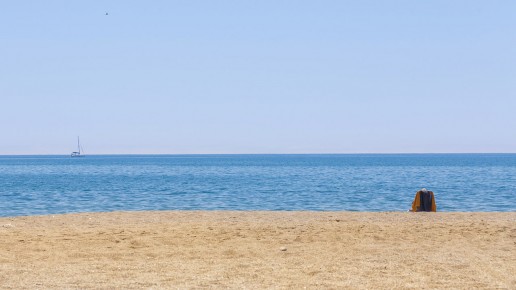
(1, 1, 515, 154)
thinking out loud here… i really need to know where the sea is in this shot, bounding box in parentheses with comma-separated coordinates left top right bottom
(0, 154, 515, 217)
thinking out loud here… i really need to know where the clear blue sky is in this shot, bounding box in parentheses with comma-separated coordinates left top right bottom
(1, 1, 515, 154)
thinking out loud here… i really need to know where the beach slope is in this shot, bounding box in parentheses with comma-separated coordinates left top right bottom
(1, 211, 514, 289)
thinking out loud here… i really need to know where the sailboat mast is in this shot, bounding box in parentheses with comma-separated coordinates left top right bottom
(77, 136, 80, 154)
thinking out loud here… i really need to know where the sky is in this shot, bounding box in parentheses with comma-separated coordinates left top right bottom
(1, 1, 515, 154)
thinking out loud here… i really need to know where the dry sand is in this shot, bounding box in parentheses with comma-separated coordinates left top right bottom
(0, 211, 514, 289)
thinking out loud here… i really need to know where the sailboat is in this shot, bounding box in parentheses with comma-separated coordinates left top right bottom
(71, 136, 84, 157)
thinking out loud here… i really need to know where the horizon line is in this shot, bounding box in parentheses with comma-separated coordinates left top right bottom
(1, 152, 515, 156)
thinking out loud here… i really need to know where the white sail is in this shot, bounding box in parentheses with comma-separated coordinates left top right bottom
(71, 136, 84, 157)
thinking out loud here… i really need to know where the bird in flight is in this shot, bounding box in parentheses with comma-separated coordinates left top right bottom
(105, 12, 109, 15)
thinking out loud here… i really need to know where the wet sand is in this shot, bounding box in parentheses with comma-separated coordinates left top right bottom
(1, 211, 514, 289)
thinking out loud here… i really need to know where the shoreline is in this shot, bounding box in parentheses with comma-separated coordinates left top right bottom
(3, 209, 515, 219)
(1, 211, 514, 288)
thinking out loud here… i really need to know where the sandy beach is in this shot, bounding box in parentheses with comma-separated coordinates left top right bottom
(0, 211, 514, 289)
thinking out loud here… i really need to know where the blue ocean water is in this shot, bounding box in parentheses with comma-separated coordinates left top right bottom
(0, 154, 514, 216)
